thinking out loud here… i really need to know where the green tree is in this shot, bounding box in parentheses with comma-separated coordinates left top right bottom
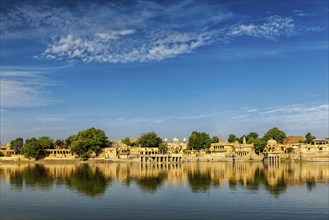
(247, 137, 256, 144)
(22, 138, 43, 159)
(121, 137, 134, 146)
(70, 128, 110, 158)
(240, 132, 259, 144)
(55, 139, 66, 148)
(239, 135, 245, 143)
(65, 134, 76, 147)
(188, 131, 211, 151)
(10, 137, 24, 153)
(159, 142, 168, 154)
(305, 132, 316, 144)
(228, 134, 238, 143)
(38, 136, 54, 149)
(254, 138, 267, 154)
(246, 132, 259, 141)
(138, 132, 162, 148)
(211, 136, 219, 143)
(286, 147, 294, 153)
(263, 127, 286, 143)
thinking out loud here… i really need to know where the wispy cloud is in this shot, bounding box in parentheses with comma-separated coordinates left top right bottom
(1, 1, 324, 63)
(40, 31, 215, 63)
(229, 15, 297, 39)
(231, 103, 329, 136)
(1, 1, 224, 63)
(291, 9, 313, 17)
(0, 67, 58, 108)
(177, 113, 216, 120)
(37, 115, 70, 123)
(259, 104, 328, 115)
(1, 102, 327, 143)
(110, 116, 174, 126)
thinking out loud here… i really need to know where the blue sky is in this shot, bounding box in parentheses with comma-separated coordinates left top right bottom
(0, 0, 328, 143)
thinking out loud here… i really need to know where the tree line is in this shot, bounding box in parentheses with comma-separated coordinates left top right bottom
(5, 127, 316, 159)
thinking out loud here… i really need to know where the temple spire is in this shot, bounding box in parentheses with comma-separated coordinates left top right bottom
(243, 136, 246, 144)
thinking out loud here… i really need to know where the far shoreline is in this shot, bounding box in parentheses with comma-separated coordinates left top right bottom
(1, 156, 328, 164)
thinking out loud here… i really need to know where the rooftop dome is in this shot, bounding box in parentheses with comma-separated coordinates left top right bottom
(164, 138, 168, 142)
(173, 137, 179, 143)
(267, 138, 277, 146)
(183, 137, 187, 142)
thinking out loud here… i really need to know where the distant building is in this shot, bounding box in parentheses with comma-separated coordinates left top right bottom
(283, 136, 304, 144)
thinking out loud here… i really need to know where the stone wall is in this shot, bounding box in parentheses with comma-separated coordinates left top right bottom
(283, 136, 304, 144)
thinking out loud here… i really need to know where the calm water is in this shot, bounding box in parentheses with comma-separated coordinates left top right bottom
(1, 162, 328, 220)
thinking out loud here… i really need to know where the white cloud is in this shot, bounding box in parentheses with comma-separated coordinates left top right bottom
(41, 31, 214, 63)
(0, 1, 227, 63)
(177, 113, 216, 120)
(37, 115, 70, 122)
(229, 15, 297, 39)
(1, 2, 325, 63)
(110, 116, 174, 126)
(246, 108, 258, 113)
(259, 104, 328, 115)
(230, 103, 329, 136)
(0, 67, 58, 108)
(95, 29, 135, 41)
(292, 9, 313, 17)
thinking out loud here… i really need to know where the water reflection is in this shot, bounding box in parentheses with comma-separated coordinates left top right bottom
(1, 162, 328, 197)
(7, 164, 54, 190)
(66, 164, 112, 197)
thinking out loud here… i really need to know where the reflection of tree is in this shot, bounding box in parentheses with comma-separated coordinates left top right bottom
(226, 165, 289, 196)
(134, 172, 167, 193)
(264, 173, 287, 196)
(244, 169, 265, 191)
(188, 171, 211, 193)
(66, 164, 111, 197)
(9, 171, 24, 189)
(2, 161, 327, 198)
(10, 164, 53, 189)
(228, 177, 238, 190)
(118, 164, 132, 187)
(306, 178, 316, 191)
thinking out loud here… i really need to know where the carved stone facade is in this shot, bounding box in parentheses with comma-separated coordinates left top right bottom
(164, 137, 187, 154)
(208, 136, 259, 161)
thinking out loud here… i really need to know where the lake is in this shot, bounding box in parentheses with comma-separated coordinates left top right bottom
(1, 161, 328, 220)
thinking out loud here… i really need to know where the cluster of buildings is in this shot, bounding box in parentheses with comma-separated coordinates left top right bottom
(1, 136, 329, 162)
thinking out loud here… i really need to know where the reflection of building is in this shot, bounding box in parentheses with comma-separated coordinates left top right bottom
(2, 162, 328, 196)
